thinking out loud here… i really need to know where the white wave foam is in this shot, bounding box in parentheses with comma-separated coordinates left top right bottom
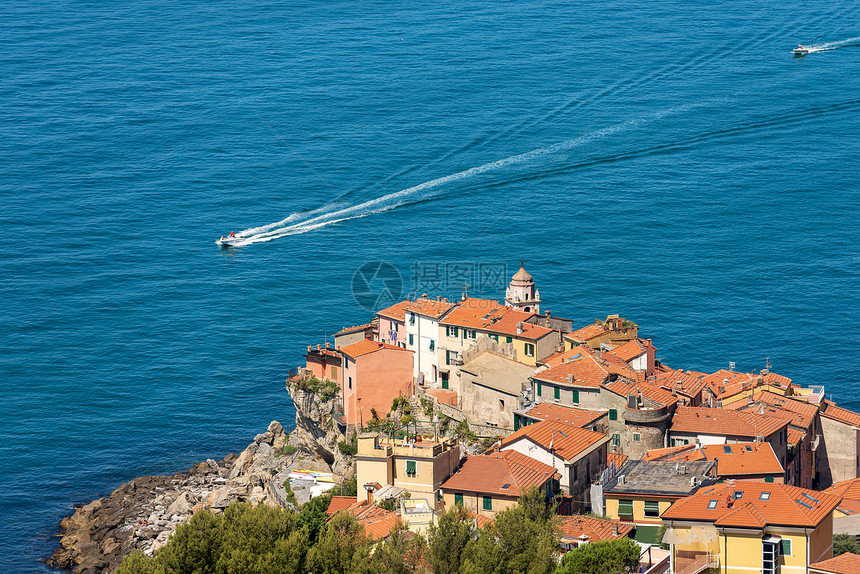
(808, 36, 860, 52)
(231, 101, 710, 245)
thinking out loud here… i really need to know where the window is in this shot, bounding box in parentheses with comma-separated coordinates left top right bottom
(409, 334, 414, 345)
(483, 496, 492, 511)
(733, 491, 744, 499)
(572, 390, 579, 404)
(454, 493, 463, 506)
(448, 326, 458, 337)
(429, 339, 435, 351)
(348, 376, 352, 390)
(618, 499, 634, 517)
(490, 334, 499, 342)
(573, 465, 578, 481)
(330, 366, 337, 379)
(760, 492, 771, 500)
(442, 379, 449, 390)
(554, 386, 560, 400)
(406, 460, 417, 477)
(762, 540, 778, 574)
(391, 321, 397, 331)
(765, 476, 774, 483)
(537, 383, 542, 397)
(469, 330, 476, 339)
(612, 434, 621, 446)
(525, 343, 535, 357)
(506, 336, 513, 343)
(644, 500, 660, 517)
(609, 409, 618, 421)
(409, 313, 415, 325)
(780, 539, 791, 556)
(514, 415, 521, 431)
(707, 500, 718, 509)
(499, 399, 504, 412)
(633, 433, 641, 442)
(671, 438, 690, 446)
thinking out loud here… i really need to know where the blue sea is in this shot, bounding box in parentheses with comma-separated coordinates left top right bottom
(1, 0, 858, 571)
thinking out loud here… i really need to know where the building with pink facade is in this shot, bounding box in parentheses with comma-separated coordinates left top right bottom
(339, 339, 414, 426)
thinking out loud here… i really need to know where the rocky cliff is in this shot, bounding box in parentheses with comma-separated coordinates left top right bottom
(284, 384, 354, 478)
(49, 421, 294, 574)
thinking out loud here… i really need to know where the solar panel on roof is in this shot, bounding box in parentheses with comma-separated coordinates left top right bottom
(745, 445, 753, 451)
(723, 445, 732, 454)
(802, 493, 820, 503)
(797, 499, 814, 510)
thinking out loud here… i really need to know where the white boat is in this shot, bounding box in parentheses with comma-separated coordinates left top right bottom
(216, 234, 242, 247)
(792, 45, 809, 56)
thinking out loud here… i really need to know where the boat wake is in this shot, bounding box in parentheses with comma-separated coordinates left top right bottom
(226, 102, 710, 246)
(805, 35, 860, 53)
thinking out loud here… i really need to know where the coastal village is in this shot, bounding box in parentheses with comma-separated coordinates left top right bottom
(286, 264, 860, 574)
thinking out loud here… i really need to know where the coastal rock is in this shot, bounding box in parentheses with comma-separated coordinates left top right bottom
(49, 421, 290, 574)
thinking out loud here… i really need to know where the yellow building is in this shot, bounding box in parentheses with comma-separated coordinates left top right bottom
(354, 432, 461, 508)
(661, 482, 840, 574)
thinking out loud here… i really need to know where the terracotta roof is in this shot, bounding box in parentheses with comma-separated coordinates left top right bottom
(520, 403, 604, 428)
(669, 407, 788, 439)
(441, 450, 559, 497)
(787, 428, 805, 447)
(334, 322, 374, 336)
(533, 347, 636, 388)
(603, 379, 679, 408)
(558, 515, 634, 544)
(439, 298, 554, 340)
(356, 510, 401, 540)
(824, 478, 860, 501)
(376, 300, 411, 321)
(810, 553, 860, 574)
(608, 339, 648, 363)
(703, 369, 793, 400)
(725, 391, 818, 430)
(566, 322, 609, 342)
(651, 368, 710, 398)
(405, 296, 456, 318)
(339, 339, 413, 359)
(326, 496, 359, 516)
(836, 498, 860, 516)
(607, 452, 629, 469)
(821, 403, 860, 428)
(500, 420, 608, 461)
(662, 482, 840, 528)
(702, 443, 784, 476)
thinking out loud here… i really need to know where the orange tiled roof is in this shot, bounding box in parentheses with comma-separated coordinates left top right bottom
(662, 482, 840, 528)
(669, 407, 788, 439)
(326, 496, 359, 516)
(810, 552, 860, 574)
(607, 452, 629, 469)
(405, 296, 456, 318)
(533, 347, 636, 388)
(439, 298, 555, 340)
(703, 369, 793, 400)
(334, 322, 374, 336)
(566, 322, 609, 342)
(608, 339, 648, 363)
(441, 450, 559, 497)
(558, 515, 634, 543)
(700, 443, 784, 476)
(357, 511, 401, 540)
(651, 368, 710, 398)
(603, 379, 679, 408)
(339, 339, 413, 358)
(821, 403, 860, 428)
(376, 300, 411, 321)
(725, 391, 818, 430)
(836, 498, 860, 516)
(520, 403, 604, 428)
(824, 477, 860, 501)
(500, 420, 608, 461)
(787, 428, 806, 447)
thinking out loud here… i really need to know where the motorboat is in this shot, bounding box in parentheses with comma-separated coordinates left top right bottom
(216, 234, 242, 247)
(792, 45, 809, 56)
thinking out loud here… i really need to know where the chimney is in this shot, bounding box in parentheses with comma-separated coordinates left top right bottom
(325, 342, 330, 349)
(567, 374, 575, 384)
(611, 523, 619, 536)
(437, 295, 441, 302)
(307, 345, 312, 352)
(443, 297, 448, 303)
(516, 322, 524, 334)
(545, 310, 551, 318)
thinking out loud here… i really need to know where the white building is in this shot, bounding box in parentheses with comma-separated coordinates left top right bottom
(405, 295, 456, 385)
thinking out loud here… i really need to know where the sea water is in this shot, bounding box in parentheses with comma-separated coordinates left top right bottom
(1, 0, 858, 571)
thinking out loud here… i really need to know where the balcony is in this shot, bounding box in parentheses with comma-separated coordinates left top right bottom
(675, 554, 719, 574)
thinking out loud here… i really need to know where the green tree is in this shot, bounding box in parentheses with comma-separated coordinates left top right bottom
(115, 552, 167, 574)
(427, 505, 476, 574)
(461, 487, 558, 574)
(833, 533, 860, 556)
(297, 493, 333, 545)
(555, 537, 641, 574)
(156, 508, 224, 574)
(306, 511, 372, 574)
(654, 523, 669, 550)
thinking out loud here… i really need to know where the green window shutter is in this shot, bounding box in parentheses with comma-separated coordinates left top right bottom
(446, 350, 450, 364)
(644, 500, 660, 517)
(609, 409, 618, 421)
(454, 493, 463, 506)
(483, 496, 492, 510)
(780, 539, 791, 556)
(572, 390, 579, 404)
(490, 334, 498, 342)
(554, 386, 560, 400)
(406, 460, 416, 476)
(409, 334, 414, 345)
(765, 476, 774, 483)
(514, 415, 521, 431)
(442, 379, 449, 390)
(506, 336, 512, 343)
(429, 339, 435, 350)
(618, 499, 634, 516)
(537, 383, 542, 397)
(453, 327, 458, 337)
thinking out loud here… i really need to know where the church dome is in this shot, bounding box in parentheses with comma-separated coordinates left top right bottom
(512, 266, 533, 282)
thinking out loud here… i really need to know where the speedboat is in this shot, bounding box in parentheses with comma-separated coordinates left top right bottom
(216, 234, 242, 247)
(792, 45, 809, 56)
